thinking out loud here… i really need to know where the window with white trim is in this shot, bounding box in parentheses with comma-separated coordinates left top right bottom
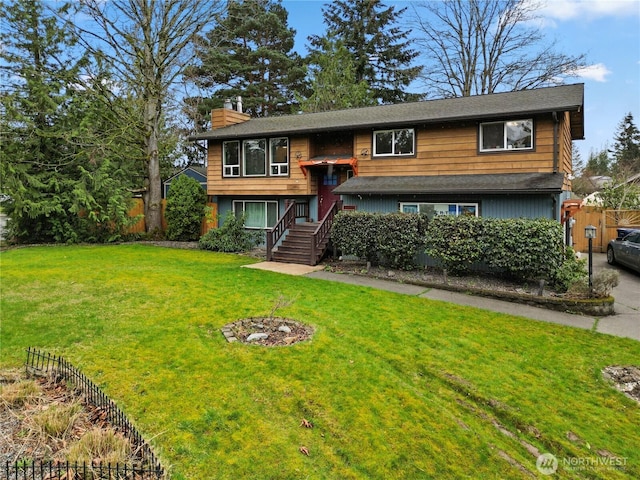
(480, 119, 533, 151)
(269, 137, 289, 176)
(400, 202, 478, 219)
(222, 141, 240, 177)
(233, 200, 278, 229)
(373, 128, 414, 156)
(243, 139, 267, 176)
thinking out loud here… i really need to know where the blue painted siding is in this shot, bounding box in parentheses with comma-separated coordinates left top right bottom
(216, 196, 314, 226)
(340, 196, 400, 213)
(163, 169, 206, 198)
(340, 194, 561, 220)
(481, 195, 556, 219)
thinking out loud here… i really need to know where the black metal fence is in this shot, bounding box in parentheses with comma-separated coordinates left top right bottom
(3, 460, 163, 480)
(3, 348, 165, 480)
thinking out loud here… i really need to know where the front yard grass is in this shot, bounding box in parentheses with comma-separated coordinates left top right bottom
(1, 245, 639, 479)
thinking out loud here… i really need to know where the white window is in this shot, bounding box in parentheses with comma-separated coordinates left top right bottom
(233, 201, 278, 229)
(243, 139, 267, 176)
(400, 202, 478, 220)
(480, 119, 533, 151)
(269, 137, 289, 176)
(222, 141, 240, 177)
(373, 128, 414, 156)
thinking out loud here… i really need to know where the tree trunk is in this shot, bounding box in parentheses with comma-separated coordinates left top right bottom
(145, 98, 162, 233)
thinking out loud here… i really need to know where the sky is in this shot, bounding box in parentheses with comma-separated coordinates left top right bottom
(283, 0, 640, 164)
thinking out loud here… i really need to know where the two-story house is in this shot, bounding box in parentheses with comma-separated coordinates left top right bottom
(192, 83, 584, 265)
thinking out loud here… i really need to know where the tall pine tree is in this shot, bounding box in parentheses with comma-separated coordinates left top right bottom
(188, 0, 306, 117)
(611, 112, 640, 176)
(298, 36, 376, 112)
(308, 0, 422, 105)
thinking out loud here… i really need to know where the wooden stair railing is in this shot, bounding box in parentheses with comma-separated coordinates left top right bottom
(310, 200, 342, 265)
(266, 201, 309, 261)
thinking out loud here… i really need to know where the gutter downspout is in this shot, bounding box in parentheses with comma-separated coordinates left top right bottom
(552, 112, 559, 173)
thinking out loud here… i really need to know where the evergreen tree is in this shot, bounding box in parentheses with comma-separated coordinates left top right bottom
(308, 0, 422, 105)
(585, 148, 611, 177)
(298, 36, 376, 113)
(611, 112, 640, 175)
(188, 0, 306, 117)
(0, 0, 141, 242)
(165, 175, 207, 241)
(0, 0, 136, 243)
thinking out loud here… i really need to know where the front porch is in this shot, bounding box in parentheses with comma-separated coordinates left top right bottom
(266, 200, 342, 266)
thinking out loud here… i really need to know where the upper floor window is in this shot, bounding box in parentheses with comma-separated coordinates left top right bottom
(480, 119, 533, 152)
(223, 141, 240, 177)
(374, 128, 414, 156)
(223, 137, 289, 178)
(243, 139, 267, 176)
(270, 137, 289, 176)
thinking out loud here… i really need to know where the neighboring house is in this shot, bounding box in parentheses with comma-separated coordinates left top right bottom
(192, 83, 584, 264)
(582, 172, 640, 207)
(162, 166, 207, 199)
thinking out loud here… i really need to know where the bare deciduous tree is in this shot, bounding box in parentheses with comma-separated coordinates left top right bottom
(412, 0, 587, 97)
(77, 0, 223, 233)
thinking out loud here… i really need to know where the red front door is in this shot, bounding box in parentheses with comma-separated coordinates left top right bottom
(318, 170, 340, 219)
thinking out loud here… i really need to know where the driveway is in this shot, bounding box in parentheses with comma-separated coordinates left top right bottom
(593, 253, 640, 339)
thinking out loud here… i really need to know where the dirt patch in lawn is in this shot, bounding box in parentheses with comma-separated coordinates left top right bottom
(221, 317, 315, 346)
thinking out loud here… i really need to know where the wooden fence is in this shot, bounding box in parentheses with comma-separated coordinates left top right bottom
(572, 207, 640, 253)
(127, 198, 217, 235)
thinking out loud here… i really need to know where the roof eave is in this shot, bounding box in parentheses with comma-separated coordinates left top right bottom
(192, 105, 584, 141)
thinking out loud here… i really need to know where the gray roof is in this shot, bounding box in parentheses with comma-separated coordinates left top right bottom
(332, 172, 565, 195)
(192, 84, 584, 141)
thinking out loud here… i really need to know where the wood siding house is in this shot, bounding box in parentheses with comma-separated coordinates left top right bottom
(192, 84, 584, 264)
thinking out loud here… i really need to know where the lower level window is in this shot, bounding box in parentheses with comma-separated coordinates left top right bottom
(400, 202, 478, 219)
(233, 200, 278, 229)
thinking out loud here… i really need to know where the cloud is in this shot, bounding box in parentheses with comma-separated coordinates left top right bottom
(539, 0, 640, 21)
(569, 63, 612, 82)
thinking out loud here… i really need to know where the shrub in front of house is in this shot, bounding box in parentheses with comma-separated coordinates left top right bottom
(199, 211, 261, 253)
(330, 211, 383, 265)
(376, 213, 429, 270)
(165, 175, 207, 241)
(331, 211, 427, 269)
(425, 216, 487, 274)
(425, 216, 587, 291)
(482, 218, 565, 281)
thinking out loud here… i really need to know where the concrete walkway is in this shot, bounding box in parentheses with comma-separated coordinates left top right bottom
(247, 254, 640, 342)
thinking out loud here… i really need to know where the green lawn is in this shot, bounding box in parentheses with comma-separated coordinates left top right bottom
(1, 245, 638, 479)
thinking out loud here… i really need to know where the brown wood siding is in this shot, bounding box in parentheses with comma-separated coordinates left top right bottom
(205, 113, 576, 195)
(310, 131, 353, 157)
(355, 118, 558, 177)
(560, 111, 573, 191)
(207, 137, 314, 197)
(211, 108, 250, 130)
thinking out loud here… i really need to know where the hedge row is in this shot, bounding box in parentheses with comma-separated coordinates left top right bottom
(330, 211, 428, 269)
(331, 212, 586, 289)
(425, 216, 568, 282)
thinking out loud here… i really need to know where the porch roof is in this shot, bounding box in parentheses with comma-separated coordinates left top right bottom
(192, 84, 584, 141)
(332, 172, 565, 196)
